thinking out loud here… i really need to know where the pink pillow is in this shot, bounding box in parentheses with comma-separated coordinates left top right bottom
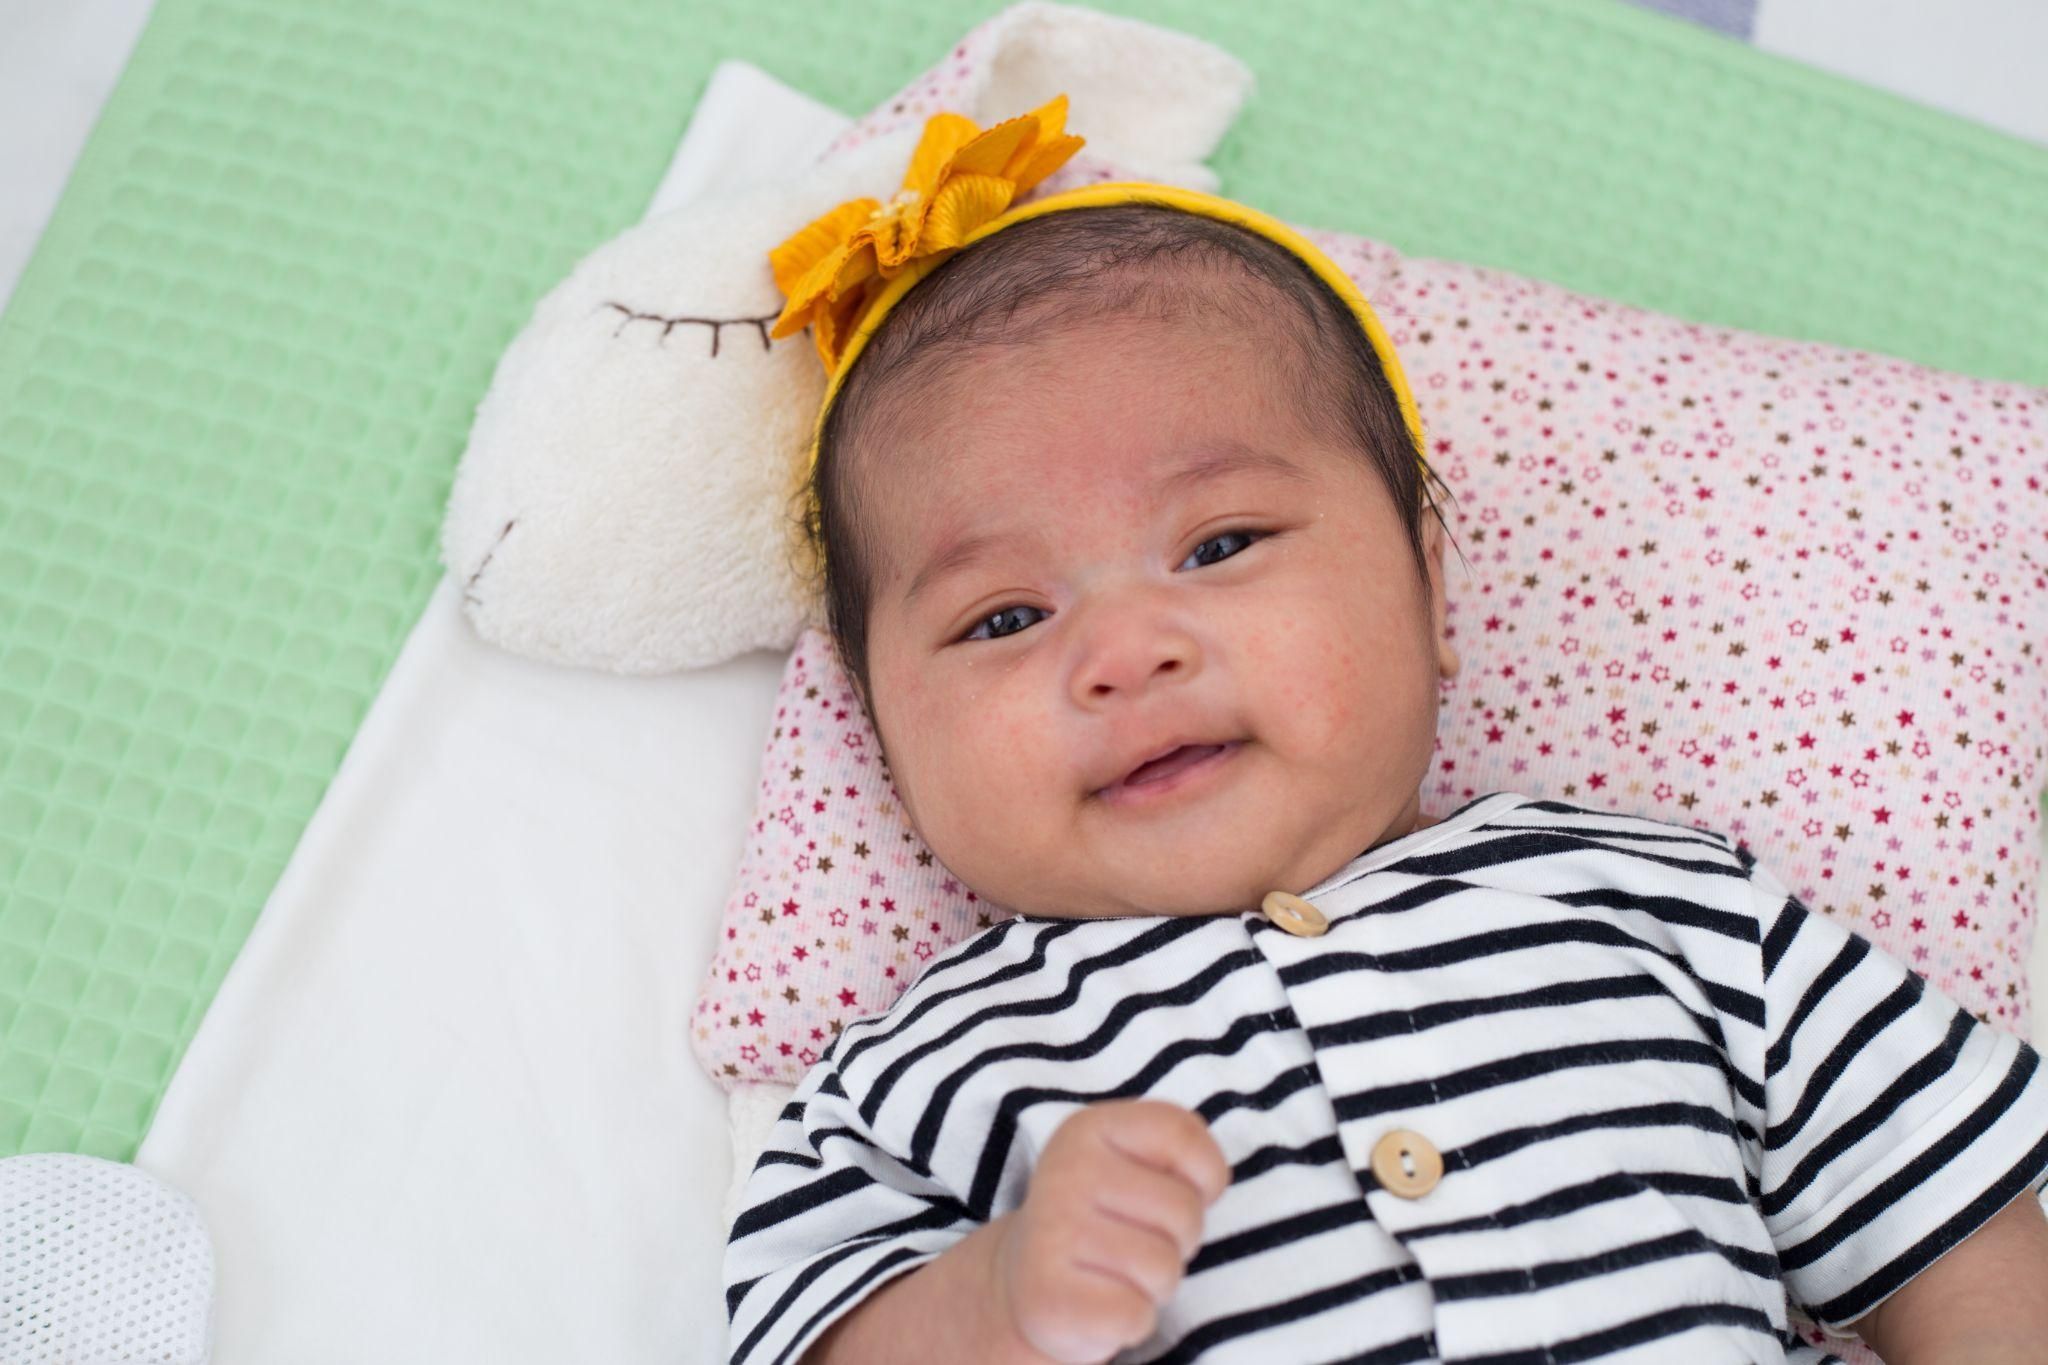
(690, 632, 995, 1080)
(691, 232, 2048, 1088)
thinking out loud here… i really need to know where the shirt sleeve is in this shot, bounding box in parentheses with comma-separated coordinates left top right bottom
(723, 1059, 981, 1365)
(1745, 856, 2048, 1328)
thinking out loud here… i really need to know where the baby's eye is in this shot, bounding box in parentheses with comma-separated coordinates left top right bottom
(963, 604, 1046, 642)
(1180, 529, 1262, 570)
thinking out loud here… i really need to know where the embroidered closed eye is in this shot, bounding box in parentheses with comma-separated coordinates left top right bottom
(595, 302, 782, 357)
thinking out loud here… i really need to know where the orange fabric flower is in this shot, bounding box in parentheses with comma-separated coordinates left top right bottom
(769, 95, 1085, 373)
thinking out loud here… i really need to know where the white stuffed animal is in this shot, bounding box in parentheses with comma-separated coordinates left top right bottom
(440, 1, 1253, 673)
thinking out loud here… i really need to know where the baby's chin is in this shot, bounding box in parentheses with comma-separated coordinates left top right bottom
(959, 830, 1268, 920)
(953, 749, 1417, 919)
(999, 837, 1320, 921)
(982, 807, 1391, 919)
(991, 791, 1429, 920)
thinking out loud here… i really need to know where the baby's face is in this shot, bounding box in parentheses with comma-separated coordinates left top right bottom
(859, 305, 1459, 920)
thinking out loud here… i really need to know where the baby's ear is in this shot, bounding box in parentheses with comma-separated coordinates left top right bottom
(1424, 516, 1461, 681)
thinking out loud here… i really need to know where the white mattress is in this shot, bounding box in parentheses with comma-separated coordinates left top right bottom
(123, 52, 2048, 1365)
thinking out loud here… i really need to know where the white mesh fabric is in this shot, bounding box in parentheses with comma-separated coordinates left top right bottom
(2, 1154, 213, 1363)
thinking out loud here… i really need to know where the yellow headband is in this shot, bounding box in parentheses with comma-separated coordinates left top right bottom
(810, 181, 1429, 475)
(766, 99, 1430, 552)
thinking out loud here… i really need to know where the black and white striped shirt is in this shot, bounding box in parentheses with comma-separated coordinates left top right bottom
(724, 792, 2048, 1363)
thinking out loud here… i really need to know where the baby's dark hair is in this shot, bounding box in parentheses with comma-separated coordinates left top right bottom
(798, 203, 1455, 717)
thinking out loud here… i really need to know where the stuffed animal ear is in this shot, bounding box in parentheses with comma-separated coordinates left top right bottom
(980, 1, 1254, 188)
(824, 1, 1255, 193)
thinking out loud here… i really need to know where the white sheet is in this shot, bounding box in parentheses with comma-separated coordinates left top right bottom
(133, 61, 851, 1365)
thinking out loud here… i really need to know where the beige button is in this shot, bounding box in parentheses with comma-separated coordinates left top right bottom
(1260, 890, 1328, 937)
(1370, 1128, 1443, 1199)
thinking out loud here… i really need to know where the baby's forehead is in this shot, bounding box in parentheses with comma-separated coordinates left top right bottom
(897, 295, 1318, 444)
(867, 306, 1361, 540)
(891, 434, 1338, 595)
(898, 350, 1318, 498)
(842, 234, 1379, 542)
(907, 249, 1311, 380)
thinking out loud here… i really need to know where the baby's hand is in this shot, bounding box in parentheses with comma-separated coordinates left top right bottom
(992, 1100, 1231, 1363)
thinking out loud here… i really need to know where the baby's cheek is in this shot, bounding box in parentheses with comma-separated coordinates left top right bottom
(913, 666, 1044, 824)
(974, 684, 1053, 785)
(1240, 603, 1369, 742)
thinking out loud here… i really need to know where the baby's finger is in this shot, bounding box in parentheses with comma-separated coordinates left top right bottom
(1009, 1237, 1160, 1363)
(1071, 1205, 1190, 1308)
(1090, 1157, 1210, 1259)
(1095, 1101, 1232, 1205)
(1018, 1273, 1155, 1364)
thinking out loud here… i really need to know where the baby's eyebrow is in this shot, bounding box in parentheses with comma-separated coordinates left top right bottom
(904, 528, 1004, 609)
(902, 441, 1311, 608)
(1153, 442, 1315, 497)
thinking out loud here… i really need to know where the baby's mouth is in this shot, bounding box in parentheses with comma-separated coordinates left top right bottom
(1124, 744, 1229, 786)
(1094, 740, 1245, 805)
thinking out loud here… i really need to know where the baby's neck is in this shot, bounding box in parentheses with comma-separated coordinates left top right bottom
(1367, 792, 1438, 853)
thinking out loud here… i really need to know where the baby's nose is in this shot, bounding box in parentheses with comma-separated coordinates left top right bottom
(1069, 611, 1201, 706)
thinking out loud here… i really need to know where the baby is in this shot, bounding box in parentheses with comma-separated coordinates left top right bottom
(725, 190, 2048, 1364)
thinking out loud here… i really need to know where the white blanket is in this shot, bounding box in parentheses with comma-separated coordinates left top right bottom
(133, 61, 849, 1365)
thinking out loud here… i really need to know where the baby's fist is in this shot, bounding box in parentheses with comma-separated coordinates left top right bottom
(993, 1099, 1230, 1363)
